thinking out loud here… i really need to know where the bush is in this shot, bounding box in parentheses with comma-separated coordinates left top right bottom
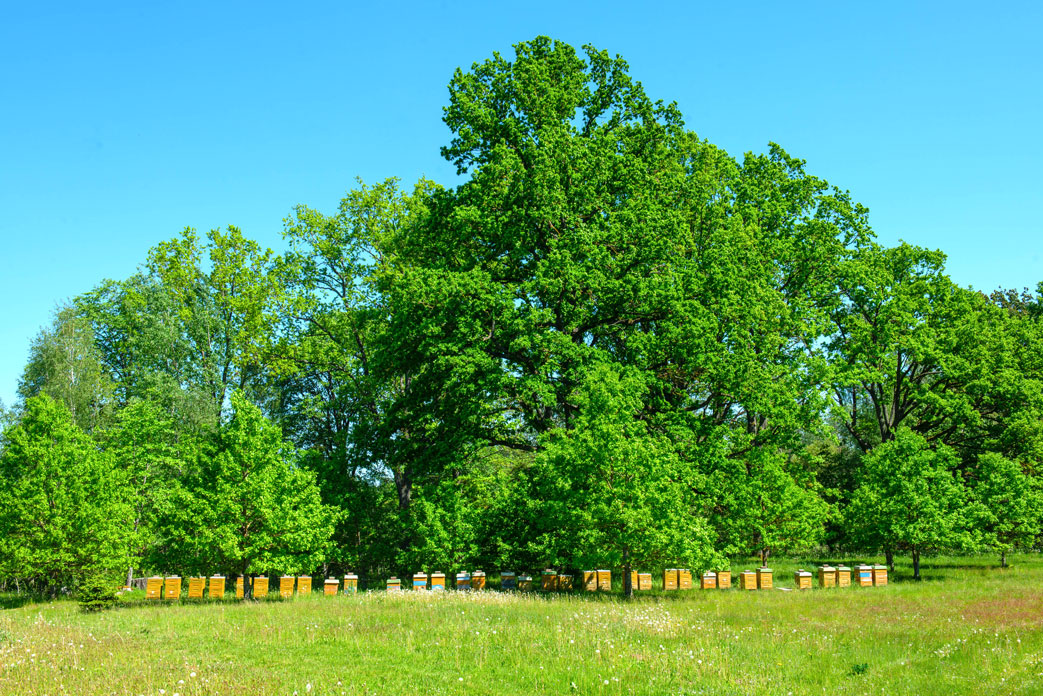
(77, 572, 120, 612)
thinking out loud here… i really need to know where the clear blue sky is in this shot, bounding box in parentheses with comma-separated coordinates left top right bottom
(2, 1, 1041, 408)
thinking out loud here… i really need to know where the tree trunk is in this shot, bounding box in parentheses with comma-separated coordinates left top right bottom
(243, 560, 253, 599)
(912, 549, 921, 580)
(760, 548, 770, 567)
(126, 565, 134, 588)
(884, 549, 894, 574)
(1001, 550, 1007, 568)
(394, 467, 412, 511)
(622, 548, 633, 600)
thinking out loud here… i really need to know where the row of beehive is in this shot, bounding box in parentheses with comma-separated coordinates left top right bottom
(731, 564, 888, 590)
(144, 574, 359, 600)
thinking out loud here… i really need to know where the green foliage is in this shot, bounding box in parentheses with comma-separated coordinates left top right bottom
(76, 569, 121, 612)
(967, 453, 1043, 564)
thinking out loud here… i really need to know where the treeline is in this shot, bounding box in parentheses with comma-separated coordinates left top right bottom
(2, 37, 1042, 597)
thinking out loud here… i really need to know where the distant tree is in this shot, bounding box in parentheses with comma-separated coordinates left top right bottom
(967, 452, 1043, 567)
(0, 394, 130, 591)
(161, 393, 338, 595)
(845, 428, 969, 579)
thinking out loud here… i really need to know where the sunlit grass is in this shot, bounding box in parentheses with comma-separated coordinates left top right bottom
(1, 554, 1041, 695)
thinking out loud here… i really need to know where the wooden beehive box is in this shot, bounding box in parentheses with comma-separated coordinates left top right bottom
(431, 572, 446, 591)
(756, 568, 773, 590)
(501, 571, 517, 590)
(717, 570, 732, 589)
(558, 574, 573, 590)
(818, 566, 836, 588)
(542, 570, 558, 591)
(297, 576, 312, 595)
(209, 576, 225, 599)
(701, 571, 717, 589)
(279, 576, 295, 598)
(163, 576, 181, 600)
(386, 577, 401, 592)
(472, 570, 486, 591)
(794, 570, 812, 590)
(597, 570, 611, 592)
(324, 578, 339, 595)
(188, 577, 205, 599)
(856, 565, 873, 587)
(253, 577, 269, 598)
(145, 576, 163, 600)
(344, 574, 358, 593)
(678, 569, 693, 590)
(582, 570, 597, 592)
(637, 573, 652, 591)
(739, 571, 758, 590)
(837, 566, 851, 587)
(663, 569, 678, 591)
(518, 575, 533, 591)
(413, 572, 428, 591)
(456, 572, 471, 590)
(873, 565, 888, 586)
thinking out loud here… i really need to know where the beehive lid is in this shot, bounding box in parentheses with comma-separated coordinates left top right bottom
(432, 572, 445, 578)
(519, 575, 532, 580)
(837, 565, 851, 571)
(325, 579, 339, 584)
(820, 566, 836, 571)
(473, 570, 485, 575)
(702, 571, 717, 577)
(873, 565, 886, 570)
(758, 568, 772, 573)
(796, 571, 812, 577)
(857, 564, 872, 570)
(345, 574, 358, 579)
(210, 575, 225, 579)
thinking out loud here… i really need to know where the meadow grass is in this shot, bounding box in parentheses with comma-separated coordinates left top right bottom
(1, 554, 1041, 695)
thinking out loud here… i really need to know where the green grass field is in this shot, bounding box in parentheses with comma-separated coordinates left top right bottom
(2, 555, 1042, 695)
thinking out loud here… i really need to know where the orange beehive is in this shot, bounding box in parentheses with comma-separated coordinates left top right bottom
(818, 566, 836, 588)
(582, 570, 597, 592)
(209, 576, 225, 599)
(431, 572, 446, 591)
(145, 576, 163, 600)
(235, 577, 244, 599)
(324, 578, 339, 595)
(739, 571, 758, 590)
(794, 570, 812, 590)
(558, 574, 573, 590)
(163, 576, 181, 600)
(756, 568, 773, 590)
(472, 570, 486, 591)
(873, 565, 888, 586)
(542, 570, 558, 591)
(279, 576, 295, 598)
(637, 573, 651, 591)
(253, 577, 269, 598)
(597, 570, 611, 592)
(344, 574, 358, 593)
(717, 570, 732, 589)
(456, 572, 471, 590)
(678, 569, 693, 590)
(856, 565, 873, 587)
(413, 572, 428, 591)
(297, 576, 312, 595)
(701, 571, 717, 589)
(663, 569, 678, 591)
(518, 575, 534, 591)
(387, 577, 401, 592)
(188, 577, 205, 599)
(837, 566, 851, 587)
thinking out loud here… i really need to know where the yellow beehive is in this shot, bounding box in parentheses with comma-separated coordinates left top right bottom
(663, 568, 678, 591)
(297, 576, 312, 595)
(701, 571, 717, 589)
(678, 569, 693, 590)
(279, 576, 295, 598)
(324, 578, 339, 595)
(344, 574, 358, 593)
(837, 566, 851, 587)
(717, 570, 732, 589)
(163, 576, 181, 600)
(582, 570, 597, 592)
(558, 574, 573, 590)
(542, 570, 558, 591)
(501, 571, 517, 590)
(757, 568, 773, 590)
(856, 565, 873, 587)
(638, 573, 652, 591)
(873, 565, 888, 586)
(597, 570, 611, 592)
(431, 572, 446, 591)
(818, 566, 837, 588)
(794, 570, 813, 590)
(145, 576, 163, 600)
(253, 577, 269, 598)
(472, 570, 486, 591)
(209, 576, 225, 599)
(518, 575, 533, 591)
(188, 577, 205, 599)
(235, 577, 245, 599)
(413, 572, 428, 591)
(387, 577, 401, 592)
(739, 570, 758, 590)
(456, 572, 471, 590)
